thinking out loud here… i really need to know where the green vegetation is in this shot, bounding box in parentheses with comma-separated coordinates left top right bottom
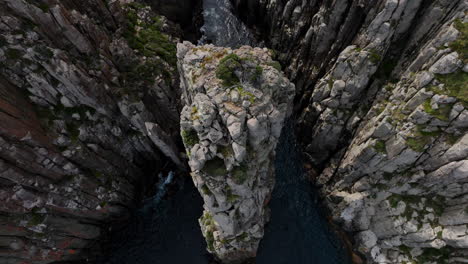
(431, 71, 468, 106)
(327, 78, 334, 90)
(446, 133, 462, 145)
(200, 212, 216, 251)
(120, 3, 176, 86)
(181, 129, 199, 147)
(5, 48, 23, 60)
(369, 49, 382, 64)
(202, 157, 227, 176)
(267, 48, 277, 58)
(406, 137, 428, 152)
(206, 230, 215, 251)
(226, 188, 239, 203)
(426, 195, 445, 217)
(373, 140, 386, 153)
(398, 245, 411, 256)
(201, 184, 212, 195)
(123, 4, 176, 65)
(219, 145, 233, 158)
(268, 61, 282, 71)
(388, 194, 445, 221)
(374, 103, 386, 115)
(406, 126, 441, 152)
(215, 53, 267, 86)
(250, 65, 263, 82)
(384, 84, 395, 91)
(450, 19, 467, 63)
(422, 99, 453, 121)
(216, 53, 242, 86)
(236, 86, 255, 104)
(415, 247, 452, 264)
(231, 164, 249, 184)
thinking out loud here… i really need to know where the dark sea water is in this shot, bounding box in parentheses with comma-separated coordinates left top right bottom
(199, 0, 258, 48)
(100, 124, 350, 264)
(101, 2, 350, 263)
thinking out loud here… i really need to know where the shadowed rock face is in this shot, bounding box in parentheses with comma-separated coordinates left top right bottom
(177, 42, 295, 263)
(0, 0, 184, 263)
(147, 0, 203, 41)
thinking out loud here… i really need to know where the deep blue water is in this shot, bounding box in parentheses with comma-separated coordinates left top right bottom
(100, 124, 350, 264)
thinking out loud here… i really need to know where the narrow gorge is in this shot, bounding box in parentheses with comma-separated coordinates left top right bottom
(0, 0, 466, 264)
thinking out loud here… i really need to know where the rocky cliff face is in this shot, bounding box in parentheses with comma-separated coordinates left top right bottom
(231, 0, 468, 263)
(1, 0, 467, 263)
(177, 42, 294, 263)
(0, 0, 184, 263)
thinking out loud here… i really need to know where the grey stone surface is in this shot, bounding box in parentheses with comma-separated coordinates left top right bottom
(178, 42, 294, 263)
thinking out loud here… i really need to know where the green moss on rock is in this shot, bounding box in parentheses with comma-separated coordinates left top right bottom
(432, 71, 468, 106)
(250, 65, 263, 82)
(406, 126, 441, 152)
(201, 184, 212, 195)
(231, 164, 249, 184)
(369, 49, 382, 64)
(237, 86, 255, 104)
(216, 53, 242, 86)
(416, 247, 451, 264)
(422, 99, 453, 121)
(373, 140, 386, 153)
(202, 157, 227, 176)
(450, 19, 467, 63)
(268, 61, 282, 71)
(219, 145, 233, 158)
(226, 188, 240, 203)
(181, 129, 199, 147)
(122, 2, 177, 79)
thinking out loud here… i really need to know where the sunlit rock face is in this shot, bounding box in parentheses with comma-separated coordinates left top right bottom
(177, 42, 295, 263)
(229, 1, 468, 263)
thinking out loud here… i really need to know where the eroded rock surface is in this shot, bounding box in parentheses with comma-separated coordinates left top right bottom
(231, 0, 468, 262)
(0, 0, 184, 263)
(177, 42, 294, 263)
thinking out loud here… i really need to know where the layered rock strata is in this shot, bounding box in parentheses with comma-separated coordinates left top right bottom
(231, 0, 468, 262)
(0, 0, 183, 263)
(321, 14, 468, 264)
(177, 42, 295, 263)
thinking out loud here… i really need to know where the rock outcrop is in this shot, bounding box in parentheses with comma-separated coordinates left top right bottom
(0, 0, 184, 263)
(1, 0, 467, 263)
(231, 0, 468, 262)
(177, 42, 294, 263)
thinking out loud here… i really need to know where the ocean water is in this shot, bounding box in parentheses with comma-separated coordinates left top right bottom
(101, 123, 350, 264)
(101, 2, 350, 262)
